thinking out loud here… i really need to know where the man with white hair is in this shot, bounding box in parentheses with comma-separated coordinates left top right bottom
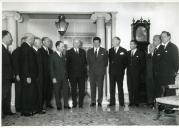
(19, 33, 37, 116)
(66, 39, 87, 108)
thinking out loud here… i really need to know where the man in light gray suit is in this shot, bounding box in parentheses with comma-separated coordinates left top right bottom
(87, 37, 108, 107)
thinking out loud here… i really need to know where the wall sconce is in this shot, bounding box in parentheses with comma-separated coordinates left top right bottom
(55, 15, 69, 36)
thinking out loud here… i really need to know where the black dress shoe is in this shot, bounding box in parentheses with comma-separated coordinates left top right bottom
(79, 105, 83, 108)
(21, 113, 32, 116)
(57, 107, 62, 111)
(135, 104, 139, 107)
(72, 105, 77, 108)
(129, 103, 134, 106)
(108, 103, 115, 106)
(98, 103, 102, 107)
(6, 112, 16, 115)
(64, 106, 71, 109)
(90, 103, 96, 107)
(47, 104, 53, 108)
(38, 109, 46, 114)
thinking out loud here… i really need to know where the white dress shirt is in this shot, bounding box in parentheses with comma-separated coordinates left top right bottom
(162, 41, 169, 49)
(131, 48, 137, 56)
(114, 46, 120, 53)
(56, 51, 62, 57)
(33, 46, 38, 51)
(94, 47, 100, 55)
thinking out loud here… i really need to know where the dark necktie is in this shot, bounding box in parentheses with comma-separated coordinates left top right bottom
(154, 48, 157, 54)
(95, 49, 98, 59)
(114, 48, 117, 54)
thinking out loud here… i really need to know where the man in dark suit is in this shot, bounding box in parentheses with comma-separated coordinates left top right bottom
(38, 37, 53, 113)
(2, 30, 15, 117)
(50, 41, 71, 110)
(66, 39, 87, 108)
(160, 31, 179, 96)
(87, 37, 108, 107)
(19, 33, 37, 116)
(145, 43, 155, 107)
(127, 40, 145, 107)
(152, 35, 164, 98)
(11, 37, 26, 113)
(12, 46, 21, 112)
(108, 37, 128, 107)
(32, 37, 42, 113)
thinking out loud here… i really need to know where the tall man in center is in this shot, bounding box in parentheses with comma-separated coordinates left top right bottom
(87, 37, 108, 107)
(108, 37, 128, 107)
(66, 39, 87, 108)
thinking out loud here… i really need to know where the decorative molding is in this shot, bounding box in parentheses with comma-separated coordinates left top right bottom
(91, 12, 111, 23)
(2, 11, 23, 23)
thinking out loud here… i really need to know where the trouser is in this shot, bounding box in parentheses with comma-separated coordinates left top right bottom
(127, 71, 140, 105)
(89, 74, 104, 104)
(21, 78, 37, 113)
(2, 79, 12, 115)
(146, 76, 155, 104)
(15, 81, 21, 112)
(41, 77, 53, 109)
(70, 77, 85, 106)
(109, 74, 124, 106)
(53, 79, 69, 108)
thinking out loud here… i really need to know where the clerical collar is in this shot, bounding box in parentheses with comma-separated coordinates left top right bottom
(2, 43, 7, 49)
(33, 46, 38, 51)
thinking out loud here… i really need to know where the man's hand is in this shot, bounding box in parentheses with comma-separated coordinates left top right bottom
(16, 75, 20, 81)
(27, 77, 31, 84)
(52, 78, 57, 84)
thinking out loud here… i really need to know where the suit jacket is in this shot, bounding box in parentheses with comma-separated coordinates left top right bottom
(109, 47, 127, 76)
(12, 47, 20, 76)
(87, 47, 108, 76)
(2, 45, 13, 81)
(50, 52, 67, 82)
(38, 47, 52, 79)
(127, 49, 145, 74)
(160, 42, 179, 85)
(152, 45, 164, 77)
(66, 48, 87, 79)
(19, 42, 37, 79)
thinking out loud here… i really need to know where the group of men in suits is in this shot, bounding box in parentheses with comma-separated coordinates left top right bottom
(2, 31, 55, 117)
(2, 29, 179, 118)
(146, 31, 179, 113)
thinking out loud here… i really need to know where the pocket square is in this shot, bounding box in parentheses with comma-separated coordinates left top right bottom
(101, 54, 104, 55)
(120, 52, 124, 55)
(157, 54, 160, 56)
(165, 50, 168, 53)
(136, 56, 139, 58)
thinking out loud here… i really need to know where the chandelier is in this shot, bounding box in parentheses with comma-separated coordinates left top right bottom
(55, 15, 69, 36)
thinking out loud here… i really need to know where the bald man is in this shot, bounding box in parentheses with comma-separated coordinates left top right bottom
(66, 39, 87, 108)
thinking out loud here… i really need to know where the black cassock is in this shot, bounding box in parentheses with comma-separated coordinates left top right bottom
(145, 52, 155, 104)
(19, 42, 38, 113)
